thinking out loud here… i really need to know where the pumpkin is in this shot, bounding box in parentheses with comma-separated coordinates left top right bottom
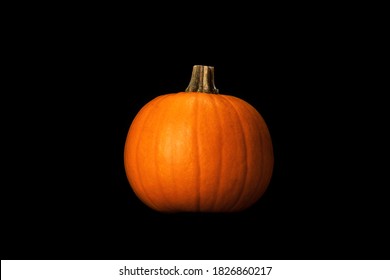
(124, 65, 274, 212)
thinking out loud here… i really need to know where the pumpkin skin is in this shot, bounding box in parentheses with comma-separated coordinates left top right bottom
(124, 92, 274, 212)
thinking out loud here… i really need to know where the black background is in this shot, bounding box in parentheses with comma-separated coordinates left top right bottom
(3, 6, 388, 260)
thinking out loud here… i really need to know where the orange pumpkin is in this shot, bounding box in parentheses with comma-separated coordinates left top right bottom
(124, 65, 274, 212)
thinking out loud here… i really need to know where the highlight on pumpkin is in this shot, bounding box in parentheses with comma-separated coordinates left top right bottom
(124, 65, 274, 212)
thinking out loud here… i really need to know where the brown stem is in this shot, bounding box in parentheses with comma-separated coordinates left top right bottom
(185, 65, 219, 93)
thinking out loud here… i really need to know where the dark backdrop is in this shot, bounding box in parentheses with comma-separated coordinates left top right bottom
(3, 7, 388, 260)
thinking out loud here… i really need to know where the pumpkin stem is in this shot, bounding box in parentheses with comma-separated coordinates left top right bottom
(185, 65, 219, 93)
